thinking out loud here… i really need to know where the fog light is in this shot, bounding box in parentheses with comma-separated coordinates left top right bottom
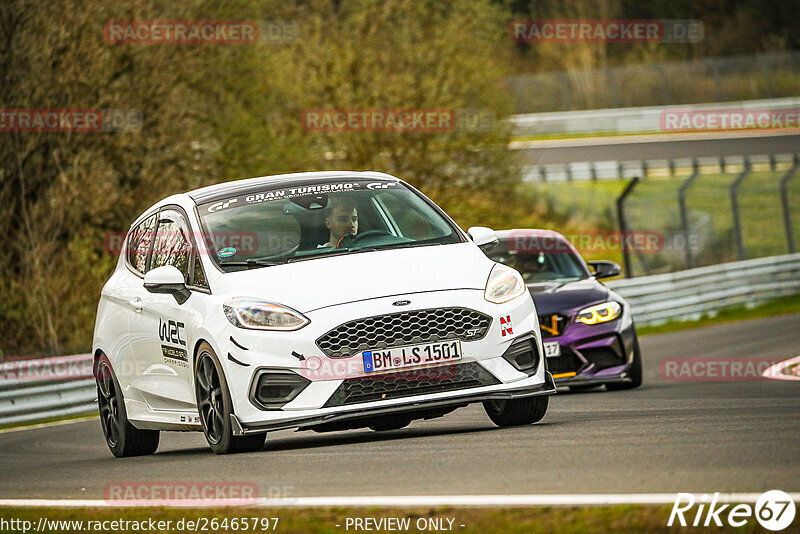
(249, 370, 310, 410)
(501, 335, 539, 373)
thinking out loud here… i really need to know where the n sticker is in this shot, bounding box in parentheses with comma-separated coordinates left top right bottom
(500, 315, 513, 337)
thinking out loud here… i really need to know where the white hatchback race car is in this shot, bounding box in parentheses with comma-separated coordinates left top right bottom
(92, 171, 556, 456)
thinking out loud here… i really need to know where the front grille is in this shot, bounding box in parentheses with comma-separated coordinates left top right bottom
(538, 313, 568, 338)
(316, 307, 492, 358)
(323, 362, 500, 407)
(547, 347, 585, 376)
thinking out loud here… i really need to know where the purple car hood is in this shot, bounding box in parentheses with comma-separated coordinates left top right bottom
(526, 278, 611, 315)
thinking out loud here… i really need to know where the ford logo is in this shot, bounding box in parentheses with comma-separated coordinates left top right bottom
(392, 300, 411, 306)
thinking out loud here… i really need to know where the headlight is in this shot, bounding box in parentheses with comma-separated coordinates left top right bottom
(575, 301, 622, 325)
(223, 298, 309, 331)
(484, 263, 526, 304)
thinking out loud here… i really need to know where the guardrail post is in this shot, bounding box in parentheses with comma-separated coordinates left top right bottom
(678, 159, 700, 268)
(590, 162, 597, 182)
(780, 154, 800, 253)
(730, 158, 752, 261)
(616, 176, 640, 278)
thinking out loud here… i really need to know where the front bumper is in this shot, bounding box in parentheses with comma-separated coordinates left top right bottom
(216, 288, 553, 427)
(232, 371, 557, 434)
(541, 306, 637, 387)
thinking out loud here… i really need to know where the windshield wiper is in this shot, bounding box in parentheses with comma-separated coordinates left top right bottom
(219, 258, 287, 269)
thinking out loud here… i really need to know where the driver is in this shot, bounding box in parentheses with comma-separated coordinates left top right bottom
(319, 197, 358, 248)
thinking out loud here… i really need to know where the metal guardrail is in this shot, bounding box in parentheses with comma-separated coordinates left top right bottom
(511, 96, 800, 137)
(607, 253, 800, 325)
(520, 152, 799, 183)
(2, 253, 799, 427)
(0, 355, 96, 427)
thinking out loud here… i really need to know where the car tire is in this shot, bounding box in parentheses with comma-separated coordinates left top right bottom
(95, 354, 160, 458)
(194, 343, 266, 454)
(606, 334, 643, 391)
(483, 395, 549, 427)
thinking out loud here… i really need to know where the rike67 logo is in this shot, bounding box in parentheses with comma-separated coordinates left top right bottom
(669, 490, 796, 531)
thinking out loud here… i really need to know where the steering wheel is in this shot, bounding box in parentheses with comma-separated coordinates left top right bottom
(336, 230, 393, 248)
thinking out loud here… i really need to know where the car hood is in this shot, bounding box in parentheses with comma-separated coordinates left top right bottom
(212, 242, 495, 312)
(526, 278, 610, 315)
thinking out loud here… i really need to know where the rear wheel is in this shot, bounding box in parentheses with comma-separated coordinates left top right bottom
(606, 335, 643, 391)
(484, 395, 549, 427)
(95, 355, 159, 458)
(195, 344, 266, 454)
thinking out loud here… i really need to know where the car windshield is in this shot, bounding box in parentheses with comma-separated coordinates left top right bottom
(489, 239, 589, 282)
(197, 179, 462, 271)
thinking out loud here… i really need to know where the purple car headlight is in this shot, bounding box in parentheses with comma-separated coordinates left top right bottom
(575, 301, 622, 325)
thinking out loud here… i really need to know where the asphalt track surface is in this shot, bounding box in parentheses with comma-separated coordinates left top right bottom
(517, 132, 800, 165)
(0, 314, 798, 499)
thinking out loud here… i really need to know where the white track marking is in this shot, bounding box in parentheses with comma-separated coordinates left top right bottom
(2, 493, 799, 507)
(762, 355, 800, 381)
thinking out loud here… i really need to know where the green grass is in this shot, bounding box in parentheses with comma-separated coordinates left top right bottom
(0, 505, 779, 533)
(0, 413, 97, 432)
(525, 172, 798, 275)
(637, 295, 800, 337)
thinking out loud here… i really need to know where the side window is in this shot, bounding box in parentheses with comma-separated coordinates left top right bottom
(126, 214, 157, 275)
(150, 209, 191, 283)
(191, 252, 208, 289)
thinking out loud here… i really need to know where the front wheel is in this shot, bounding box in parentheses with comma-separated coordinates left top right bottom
(606, 334, 643, 391)
(195, 344, 266, 454)
(484, 395, 549, 427)
(95, 355, 159, 458)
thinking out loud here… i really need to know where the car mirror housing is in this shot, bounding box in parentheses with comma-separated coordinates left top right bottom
(587, 260, 621, 279)
(144, 266, 191, 304)
(467, 226, 499, 253)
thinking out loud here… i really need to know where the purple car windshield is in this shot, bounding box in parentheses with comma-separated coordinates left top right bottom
(489, 244, 588, 283)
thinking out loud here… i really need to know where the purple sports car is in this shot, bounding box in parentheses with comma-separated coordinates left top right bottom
(488, 229, 642, 391)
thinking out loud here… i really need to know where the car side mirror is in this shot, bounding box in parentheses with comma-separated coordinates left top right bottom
(144, 266, 191, 304)
(467, 226, 499, 253)
(587, 260, 621, 279)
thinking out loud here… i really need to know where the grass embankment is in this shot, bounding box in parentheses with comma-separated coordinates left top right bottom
(0, 505, 779, 533)
(636, 295, 800, 337)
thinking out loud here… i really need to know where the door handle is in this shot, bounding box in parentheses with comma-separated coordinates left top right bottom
(129, 297, 143, 313)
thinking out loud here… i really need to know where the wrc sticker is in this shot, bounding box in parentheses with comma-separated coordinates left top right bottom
(500, 315, 513, 337)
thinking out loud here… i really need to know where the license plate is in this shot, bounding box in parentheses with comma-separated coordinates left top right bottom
(363, 340, 462, 373)
(544, 341, 561, 358)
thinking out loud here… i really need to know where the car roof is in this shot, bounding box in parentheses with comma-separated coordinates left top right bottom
(187, 170, 400, 205)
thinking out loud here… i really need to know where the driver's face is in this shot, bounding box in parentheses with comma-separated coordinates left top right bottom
(326, 206, 358, 241)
